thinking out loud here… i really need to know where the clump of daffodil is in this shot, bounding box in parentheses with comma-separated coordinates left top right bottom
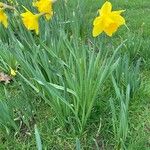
(92, 1, 125, 37)
(10, 68, 17, 76)
(21, 7, 45, 34)
(33, 0, 56, 20)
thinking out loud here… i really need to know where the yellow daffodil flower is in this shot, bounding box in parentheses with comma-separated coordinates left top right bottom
(92, 1, 125, 37)
(33, 0, 54, 20)
(10, 68, 17, 76)
(0, 9, 8, 28)
(0, 2, 15, 28)
(21, 8, 42, 34)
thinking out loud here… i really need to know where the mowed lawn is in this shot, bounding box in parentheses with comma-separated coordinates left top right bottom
(0, 0, 150, 149)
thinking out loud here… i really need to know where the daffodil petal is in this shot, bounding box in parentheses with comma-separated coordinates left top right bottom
(112, 10, 125, 15)
(92, 17, 103, 37)
(110, 14, 125, 25)
(99, 1, 112, 15)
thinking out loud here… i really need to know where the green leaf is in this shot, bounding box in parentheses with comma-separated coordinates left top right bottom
(34, 125, 42, 150)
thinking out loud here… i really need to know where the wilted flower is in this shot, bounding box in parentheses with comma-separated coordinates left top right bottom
(33, 0, 54, 20)
(10, 68, 17, 76)
(92, 1, 125, 37)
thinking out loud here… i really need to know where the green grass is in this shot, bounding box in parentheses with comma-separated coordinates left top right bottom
(0, 0, 150, 149)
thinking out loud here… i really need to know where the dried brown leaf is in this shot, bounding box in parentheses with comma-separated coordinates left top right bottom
(0, 72, 12, 84)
